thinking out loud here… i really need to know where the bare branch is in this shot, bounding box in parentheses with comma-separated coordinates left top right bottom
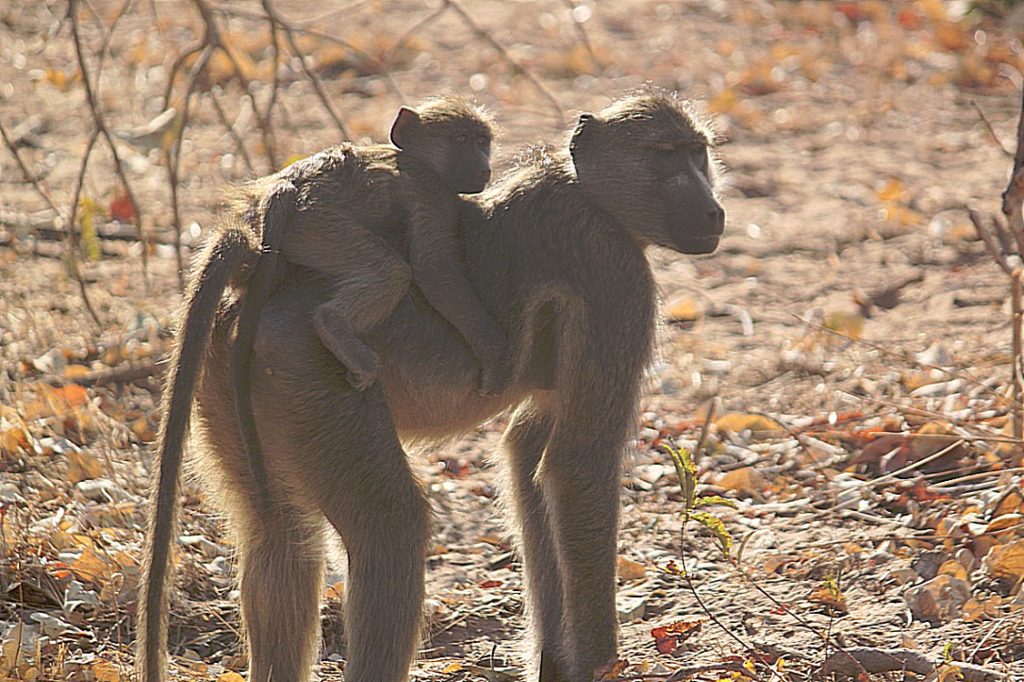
(262, 0, 349, 140)
(971, 99, 1013, 158)
(561, 0, 598, 65)
(1002, 88, 1024, 251)
(821, 647, 1007, 681)
(445, 0, 563, 125)
(210, 86, 256, 174)
(1014, 269, 1023, 442)
(0, 117, 101, 326)
(166, 43, 215, 291)
(70, 0, 150, 284)
(967, 206, 1013, 276)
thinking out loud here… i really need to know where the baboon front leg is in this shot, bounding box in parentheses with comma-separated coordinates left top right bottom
(541, 416, 626, 681)
(235, 504, 325, 682)
(298, 388, 432, 682)
(500, 403, 568, 682)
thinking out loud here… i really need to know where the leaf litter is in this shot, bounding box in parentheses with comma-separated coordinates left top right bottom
(4, 0, 1024, 680)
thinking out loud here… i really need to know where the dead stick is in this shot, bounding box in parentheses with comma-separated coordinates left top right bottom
(1014, 269, 1023, 442)
(262, 0, 349, 139)
(69, 0, 150, 286)
(968, 206, 1012, 275)
(166, 43, 215, 290)
(1002, 88, 1024, 252)
(971, 99, 1013, 158)
(0, 118, 101, 326)
(821, 647, 1007, 681)
(209, 87, 256, 174)
(444, 0, 563, 125)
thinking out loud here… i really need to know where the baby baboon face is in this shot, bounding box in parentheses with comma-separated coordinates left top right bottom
(390, 98, 494, 194)
(569, 93, 725, 254)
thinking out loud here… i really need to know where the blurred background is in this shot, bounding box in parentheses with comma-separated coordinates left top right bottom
(2, 1, 1024, 680)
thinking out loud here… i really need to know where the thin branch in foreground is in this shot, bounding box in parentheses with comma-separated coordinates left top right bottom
(165, 43, 215, 291)
(561, 0, 598, 65)
(821, 646, 1007, 681)
(70, 0, 149, 286)
(968, 206, 1013, 276)
(971, 99, 1013, 158)
(209, 87, 256, 174)
(1002, 88, 1024, 253)
(444, 0, 564, 125)
(189, 0, 279, 168)
(1013, 269, 1023, 442)
(262, 0, 349, 139)
(0, 118, 101, 326)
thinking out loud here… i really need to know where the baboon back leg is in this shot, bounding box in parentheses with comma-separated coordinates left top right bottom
(500, 402, 568, 682)
(283, 385, 431, 682)
(234, 504, 325, 682)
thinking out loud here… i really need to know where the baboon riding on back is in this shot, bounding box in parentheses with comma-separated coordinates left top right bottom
(138, 91, 725, 682)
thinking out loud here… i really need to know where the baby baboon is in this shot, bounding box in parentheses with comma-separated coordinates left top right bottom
(229, 97, 506, 509)
(138, 91, 725, 682)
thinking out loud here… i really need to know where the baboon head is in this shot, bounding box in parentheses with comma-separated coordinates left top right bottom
(390, 97, 494, 194)
(569, 92, 725, 254)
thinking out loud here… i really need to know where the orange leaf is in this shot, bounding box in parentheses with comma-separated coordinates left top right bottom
(650, 620, 702, 654)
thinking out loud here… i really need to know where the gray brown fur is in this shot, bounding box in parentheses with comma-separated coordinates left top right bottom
(137, 92, 724, 682)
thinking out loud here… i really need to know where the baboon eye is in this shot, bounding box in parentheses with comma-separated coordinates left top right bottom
(457, 134, 468, 144)
(477, 137, 488, 146)
(691, 148, 709, 171)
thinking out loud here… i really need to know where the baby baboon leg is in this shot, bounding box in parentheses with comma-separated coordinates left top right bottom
(313, 255, 412, 390)
(313, 309, 380, 390)
(299, 388, 431, 682)
(500, 403, 568, 681)
(235, 505, 324, 682)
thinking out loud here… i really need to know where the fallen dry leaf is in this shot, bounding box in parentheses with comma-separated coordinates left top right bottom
(984, 542, 1024, 582)
(617, 556, 646, 581)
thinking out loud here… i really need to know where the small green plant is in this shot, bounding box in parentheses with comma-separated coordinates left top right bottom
(661, 440, 736, 556)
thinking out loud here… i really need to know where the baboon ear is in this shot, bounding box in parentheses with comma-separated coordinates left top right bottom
(390, 107, 421, 149)
(570, 112, 600, 174)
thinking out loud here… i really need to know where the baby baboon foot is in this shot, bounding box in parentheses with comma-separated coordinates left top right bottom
(477, 357, 512, 397)
(346, 363, 380, 391)
(342, 348, 381, 391)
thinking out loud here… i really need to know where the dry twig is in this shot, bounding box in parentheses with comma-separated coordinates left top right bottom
(971, 99, 1013, 158)
(821, 647, 1007, 681)
(69, 0, 149, 284)
(444, 0, 564, 124)
(0, 119, 101, 326)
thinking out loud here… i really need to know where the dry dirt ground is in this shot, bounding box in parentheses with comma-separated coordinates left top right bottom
(2, 1, 1024, 680)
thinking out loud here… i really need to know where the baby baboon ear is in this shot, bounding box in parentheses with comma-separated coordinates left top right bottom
(390, 107, 422, 149)
(570, 112, 600, 178)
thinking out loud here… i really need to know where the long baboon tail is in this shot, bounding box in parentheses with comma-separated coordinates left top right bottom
(229, 180, 299, 507)
(137, 224, 255, 682)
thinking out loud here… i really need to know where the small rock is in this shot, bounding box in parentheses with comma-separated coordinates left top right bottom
(616, 593, 647, 622)
(75, 478, 129, 502)
(911, 550, 952, 581)
(904, 574, 971, 623)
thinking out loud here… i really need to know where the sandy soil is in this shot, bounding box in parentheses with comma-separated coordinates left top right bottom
(2, 1, 1024, 680)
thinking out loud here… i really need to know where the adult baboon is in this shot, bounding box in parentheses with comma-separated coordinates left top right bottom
(229, 97, 504, 506)
(137, 91, 724, 682)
